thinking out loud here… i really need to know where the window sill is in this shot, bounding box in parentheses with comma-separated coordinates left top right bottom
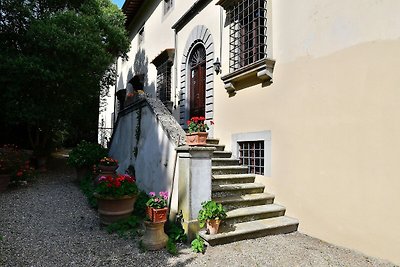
(221, 59, 275, 97)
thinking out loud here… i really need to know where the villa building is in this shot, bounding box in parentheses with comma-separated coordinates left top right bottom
(99, 0, 400, 264)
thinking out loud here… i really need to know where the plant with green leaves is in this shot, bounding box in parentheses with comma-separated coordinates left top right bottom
(197, 200, 227, 228)
(191, 234, 205, 253)
(106, 215, 140, 239)
(68, 140, 108, 168)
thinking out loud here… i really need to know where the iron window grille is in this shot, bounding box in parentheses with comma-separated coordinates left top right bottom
(164, 0, 173, 15)
(238, 140, 264, 175)
(156, 61, 172, 103)
(227, 0, 268, 72)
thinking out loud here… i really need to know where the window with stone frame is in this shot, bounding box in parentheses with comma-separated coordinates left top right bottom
(163, 0, 173, 15)
(238, 140, 264, 175)
(151, 49, 175, 110)
(156, 61, 172, 103)
(217, 0, 273, 97)
(226, 0, 268, 72)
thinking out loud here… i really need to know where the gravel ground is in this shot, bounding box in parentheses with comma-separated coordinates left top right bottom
(0, 156, 397, 267)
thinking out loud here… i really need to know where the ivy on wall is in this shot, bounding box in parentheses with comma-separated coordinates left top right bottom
(133, 108, 142, 158)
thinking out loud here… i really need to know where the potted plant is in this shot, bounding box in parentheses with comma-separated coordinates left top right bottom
(142, 191, 169, 250)
(68, 140, 108, 180)
(198, 200, 227, 235)
(93, 174, 138, 225)
(146, 191, 169, 223)
(98, 157, 119, 173)
(10, 160, 36, 187)
(185, 117, 213, 146)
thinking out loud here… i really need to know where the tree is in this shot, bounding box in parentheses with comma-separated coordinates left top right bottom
(0, 0, 129, 154)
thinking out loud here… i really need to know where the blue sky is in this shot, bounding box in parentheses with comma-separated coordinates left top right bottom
(112, 0, 124, 8)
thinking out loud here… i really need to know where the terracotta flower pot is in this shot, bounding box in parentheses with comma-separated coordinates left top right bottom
(94, 193, 137, 225)
(186, 132, 208, 146)
(98, 164, 118, 174)
(207, 219, 221, 235)
(146, 206, 168, 223)
(0, 174, 11, 192)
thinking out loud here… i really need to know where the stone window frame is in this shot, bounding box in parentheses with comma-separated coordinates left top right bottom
(151, 49, 175, 112)
(163, 0, 174, 16)
(217, 0, 275, 97)
(232, 130, 271, 176)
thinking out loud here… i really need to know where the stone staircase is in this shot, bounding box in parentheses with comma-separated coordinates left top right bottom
(199, 138, 299, 246)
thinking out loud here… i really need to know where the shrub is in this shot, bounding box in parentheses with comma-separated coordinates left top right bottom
(67, 140, 107, 168)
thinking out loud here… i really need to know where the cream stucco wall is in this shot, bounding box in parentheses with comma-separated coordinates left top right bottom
(213, 0, 400, 264)
(110, 0, 400, 264)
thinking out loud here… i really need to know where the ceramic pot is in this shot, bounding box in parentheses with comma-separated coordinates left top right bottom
(146, 206, 168, 223)
(141, 221, 168, 250)
(186, 132, 208, 146)
(206, 219, 221, 235)
(94, 193, 137, 225)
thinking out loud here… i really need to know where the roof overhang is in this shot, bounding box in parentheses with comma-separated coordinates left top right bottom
(122, 0, 146, 28)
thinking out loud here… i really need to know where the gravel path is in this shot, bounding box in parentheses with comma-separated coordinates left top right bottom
(0, 157, 397, 267)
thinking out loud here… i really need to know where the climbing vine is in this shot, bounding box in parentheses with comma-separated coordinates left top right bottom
(133, 108, 142, 158)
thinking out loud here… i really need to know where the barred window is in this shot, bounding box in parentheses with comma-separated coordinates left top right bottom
(227, 0, 268, 72)
(164, 0, 173, 15)
(238, 140, 264, 175)
(156, 61, 172, 103)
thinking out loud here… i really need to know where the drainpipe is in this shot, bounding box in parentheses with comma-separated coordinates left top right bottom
(113, 59, 118, 125)
(173, 29, 178, 109)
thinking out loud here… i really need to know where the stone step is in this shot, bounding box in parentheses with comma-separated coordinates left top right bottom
(212, 166, 248, 175)
(224, 204, 286, 224)
(212, 183, 265, 198)
(213, 192, 274, 210)
(212, 151, 232, 158)
(199, 216, 299, 246)
(206, 138, 219, 145)
(203, 144, 225, 151)
(212, 158, 240, 166)
(212, 174, 256, 185)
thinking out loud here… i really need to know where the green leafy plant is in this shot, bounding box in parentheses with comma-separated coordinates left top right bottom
(197, 200, 227, 228)
(106, 215, 140, 239)
(146, 191, 168, 208)
(165, 221, 187, 244)
(166, 238, 178, 255)
(79, 173, 97, 208)
(138, 240, 147, 253)
(186, 117, 213, 133)
(67, 140, 108, 168)
(191, 234, 205, 253)
(133, 191, 150, 218)
(95, 174, 138, 198)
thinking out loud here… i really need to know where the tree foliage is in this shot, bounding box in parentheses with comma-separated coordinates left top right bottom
(0, 0, 129, 153)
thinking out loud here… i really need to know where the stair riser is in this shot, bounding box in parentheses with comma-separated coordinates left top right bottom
(212, 152, 232, 158)
(213, 146, 225, 151)
(206, 139, 219, 145)
(212, 160, 240, 166)
(204, 224, 299, 246)
(212, 188, 264, 198)
(212, 168, 248, 175)
(212, 177, 255, 185)
(215, 198, 274, 211)
(224, 210, 286, 225)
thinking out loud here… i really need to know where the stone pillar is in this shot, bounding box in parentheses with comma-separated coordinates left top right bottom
(176, 146, 215, 241)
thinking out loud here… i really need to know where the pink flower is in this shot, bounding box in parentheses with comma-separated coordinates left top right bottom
(149, 192, 155, 197)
